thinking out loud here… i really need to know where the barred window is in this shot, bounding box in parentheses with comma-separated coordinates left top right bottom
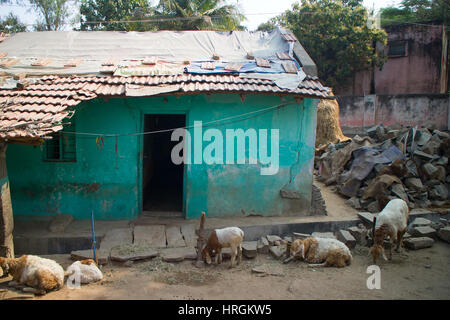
(387, 41, 408, 57)
(44, 121, 76, 162)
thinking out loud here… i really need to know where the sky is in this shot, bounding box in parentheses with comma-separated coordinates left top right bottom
(0, 0, 404, 31)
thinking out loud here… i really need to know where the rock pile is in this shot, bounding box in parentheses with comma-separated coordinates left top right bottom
(315, 123, 449, 211)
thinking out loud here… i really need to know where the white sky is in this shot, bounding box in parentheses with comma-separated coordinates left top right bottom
(0, 0, 404, 31)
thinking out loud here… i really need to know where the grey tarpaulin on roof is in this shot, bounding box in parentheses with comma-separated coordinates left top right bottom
(0, 28, 291, 76)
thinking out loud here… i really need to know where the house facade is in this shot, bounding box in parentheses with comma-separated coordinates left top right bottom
(0, 29, 328, 221)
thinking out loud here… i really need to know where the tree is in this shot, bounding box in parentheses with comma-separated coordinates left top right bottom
(27, 0, 72, 31)
(381, 0, 449, 27)
(0, 12, 27, 33)
(155, 0, 246, 31)
(79, 0, 154, 31)
(258, 0, 387, 89)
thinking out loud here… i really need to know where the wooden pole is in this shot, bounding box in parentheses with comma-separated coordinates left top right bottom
(194, 211, 206, 267)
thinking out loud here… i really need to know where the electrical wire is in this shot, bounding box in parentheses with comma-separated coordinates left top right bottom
(62, 100, 294, 138)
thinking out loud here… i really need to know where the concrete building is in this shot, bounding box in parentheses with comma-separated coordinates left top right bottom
(0, 29, 328, 224)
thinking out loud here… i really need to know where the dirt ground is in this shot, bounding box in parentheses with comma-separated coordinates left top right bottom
(2, 240, 447, 300)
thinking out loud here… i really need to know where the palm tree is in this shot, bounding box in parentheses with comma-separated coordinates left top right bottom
(156, 0, 246, 31)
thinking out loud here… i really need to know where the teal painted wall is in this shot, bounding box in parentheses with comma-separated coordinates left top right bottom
(6, 94, 318, 220)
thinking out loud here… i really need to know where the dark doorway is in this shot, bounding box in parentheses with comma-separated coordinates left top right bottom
(142, 114, 185, 216)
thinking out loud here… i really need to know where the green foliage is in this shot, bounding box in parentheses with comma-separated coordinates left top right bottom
(79, 0, 154, 31)
(153, 0, 246, 31)
(28, 0, 71, 31)
(258, 0, 387, 89)
(0, 12, 27, 33)
(78, 0, 245, 31)
(381, 0, 449, 27)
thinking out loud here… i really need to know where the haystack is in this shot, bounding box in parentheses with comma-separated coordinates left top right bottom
(315, 92, 350, 148)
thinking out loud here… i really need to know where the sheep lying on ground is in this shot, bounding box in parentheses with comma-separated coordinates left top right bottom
(202, 227, 244, 269)
(66, 259, 103, 285)
(290, 237, 352, 268)
(370, 198, 409, 264)
(0, 255, 64, 294)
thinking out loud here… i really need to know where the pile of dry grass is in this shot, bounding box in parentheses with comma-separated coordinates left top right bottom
(316, 94, 350, 148)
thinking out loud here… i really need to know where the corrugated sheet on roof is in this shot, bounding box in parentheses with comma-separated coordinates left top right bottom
(0, 74, 328, 141)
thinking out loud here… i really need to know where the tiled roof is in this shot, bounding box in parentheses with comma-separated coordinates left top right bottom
(0, 74, 328, 141)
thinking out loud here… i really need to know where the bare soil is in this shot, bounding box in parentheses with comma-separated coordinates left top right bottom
(3, 241, 447, 300)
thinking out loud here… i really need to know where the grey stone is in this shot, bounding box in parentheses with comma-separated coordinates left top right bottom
(421, 140, 441, 155)
(416, 131, 432, 146)
(410, 217, 433, 228)
(283, 236, 293, 243)
(347, 226, 366, 244)
(429, 184, 448, 201)
(100, 228, 133, 253)
(161, 247, 197, 262)
(435, 156, 448, 166)
(266, 235, 282, 246)
(405, 178, 424, 191)
(134, 225, 166, 248)
(404, 237, 434, 250)
(391, 183, 408, 202)
(257, 237, 269, 254)
(433, 130, 450, 140)
(292, 232, 310, 240)
(269, 246, 286, 259)
(280, 188, 302, 199)
(110, 245, 159, 262)
(421, 163, 438, 180)
(48, 214, 74, 233)
(337, 230, 356, 249)
(242, 241, 258, 259)
(311, 232, 336, 239)
(165, 225, 186, 248)
(367, 201, 380, 213)
(122, 260, 134, 267)
(413, 150, 438, 161)
(438, 226, 450, 243)
(347, 197, 361, 209)
(439, 218, 449, 226)
(410, 226, 437, 239)
(358, 212, 377, 228)
(180, 224, 197, 247)
(434, 166, 446, 182)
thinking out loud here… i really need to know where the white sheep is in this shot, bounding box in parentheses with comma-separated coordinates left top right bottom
(370, 198, 409, 263)
(202, 227, 244, 269)
(290, 237, 352, 268)
(0, 255, 64, 294)
(66, 259, 103, 285)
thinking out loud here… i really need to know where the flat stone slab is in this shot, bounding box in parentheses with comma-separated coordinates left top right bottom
(410, 226, 437, 239)
(337, 230, 356, 249)
(266, 235, 282, 246)
(71, 249, 108, 265)
(410, 217, 433, 228)
(242, 241, 257, 259)
(347, 226, 366, 244)
(100, 228, 133, 253)
(165, 225, 186, 248)
(110, 244, 159, 262)
(160, 247, 197, 262)
(312, 232, 336, 239)
(404, 237, 434, 250)
(181, 224, 197, 247)
(134, 225, 166, 248)
(257, 237, 269, 254)
(358, 212, 377, 227)
(438, 226, 450, 243)
(269, 245, 286, 259)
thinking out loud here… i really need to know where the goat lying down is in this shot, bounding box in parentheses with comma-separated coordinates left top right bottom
(370, 198, 409, 264)
(0, 255, 64, 294)
(66, 259, 103, 284)
(290, 237, 352, 268)
(202, 227, 244, 269)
